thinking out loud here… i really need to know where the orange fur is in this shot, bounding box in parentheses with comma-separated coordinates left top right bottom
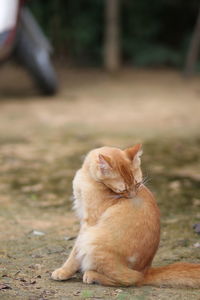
(52, 145, 200, 288)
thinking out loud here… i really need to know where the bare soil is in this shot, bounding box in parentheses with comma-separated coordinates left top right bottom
(0, 64, 200, 299)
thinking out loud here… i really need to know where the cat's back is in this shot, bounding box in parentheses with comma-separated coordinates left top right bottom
(98, 185, 160, 238)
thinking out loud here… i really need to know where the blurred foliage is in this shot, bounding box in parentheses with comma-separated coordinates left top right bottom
(28, 0, 199, 67)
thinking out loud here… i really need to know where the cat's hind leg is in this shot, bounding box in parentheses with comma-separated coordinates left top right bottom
(83, 263, 143, 287)
(82, 249, 143, 286)
(83, 270, 119, 286)
(88, 251, 143, 286)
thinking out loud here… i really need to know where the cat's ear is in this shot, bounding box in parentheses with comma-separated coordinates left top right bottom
(125, 144, 143, 167)
(98, 154, 112, 175)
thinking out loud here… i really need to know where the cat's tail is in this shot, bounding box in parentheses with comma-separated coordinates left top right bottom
(139, 262, 200, 288)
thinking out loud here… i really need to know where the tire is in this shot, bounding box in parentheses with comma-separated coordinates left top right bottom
(15, 8, 58, 95)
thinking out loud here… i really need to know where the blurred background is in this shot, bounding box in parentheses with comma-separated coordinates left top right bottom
(28, 0, 200, 71)
(1, 0, 200, 92)
(0, 1, 200, 299)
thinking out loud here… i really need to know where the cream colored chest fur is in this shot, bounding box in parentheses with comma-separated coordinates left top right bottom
(72, 168, 96, 222)
(72, 169, 84, 220)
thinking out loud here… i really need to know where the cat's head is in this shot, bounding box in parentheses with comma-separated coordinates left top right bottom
(84, 144, 143, 196)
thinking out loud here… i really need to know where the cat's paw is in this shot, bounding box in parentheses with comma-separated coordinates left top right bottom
(83, 271, 97, 284)
(51, 268, 70, 281)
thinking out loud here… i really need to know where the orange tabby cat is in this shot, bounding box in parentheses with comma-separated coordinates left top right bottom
(51, 144, 200, 287)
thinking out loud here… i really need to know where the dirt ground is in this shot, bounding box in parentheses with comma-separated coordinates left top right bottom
(0, 64, 200, 300)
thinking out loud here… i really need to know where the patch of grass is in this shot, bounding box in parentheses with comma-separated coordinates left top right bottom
(143, 137, 200, 169)
(81, 289, 94, 298)
(116, 293, 130, 300)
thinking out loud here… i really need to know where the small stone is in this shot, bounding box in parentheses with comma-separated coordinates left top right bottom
(73, 290, 81, 296)
(192, 198, 200, 207)
(64, 236, 76, 241)
(32, 230, 45, 236)
(193, 223, 200, 234)
(115, 289, 123, 293)
(169, 180, 181, 193)
(0, 283, 12, 290)
(35, 264, 42, 271)
(30, 280, 36, 284)
(111, 289, 123, 296)
(193, 242, 200, 248)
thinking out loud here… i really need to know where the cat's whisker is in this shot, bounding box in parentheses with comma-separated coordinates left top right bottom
(141, 174, 151, 186)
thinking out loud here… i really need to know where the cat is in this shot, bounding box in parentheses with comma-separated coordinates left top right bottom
(51, 144, 200, 287)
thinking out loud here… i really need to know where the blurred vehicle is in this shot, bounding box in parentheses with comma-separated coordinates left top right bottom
(0, 0, 58, 95)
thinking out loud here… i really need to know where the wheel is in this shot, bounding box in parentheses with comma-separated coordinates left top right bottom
(15, 8, 58, 95)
